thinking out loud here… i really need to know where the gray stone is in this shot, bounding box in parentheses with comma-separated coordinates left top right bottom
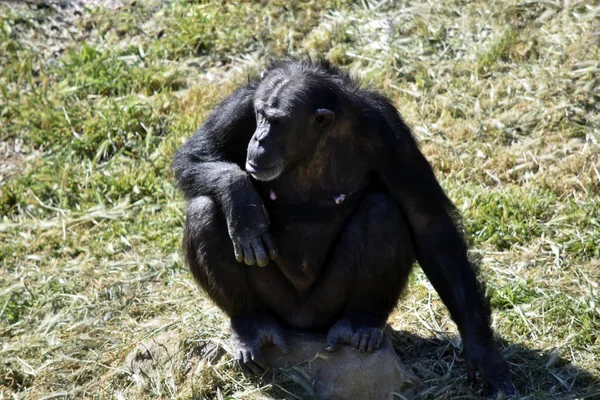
(263, 329, 423, 400)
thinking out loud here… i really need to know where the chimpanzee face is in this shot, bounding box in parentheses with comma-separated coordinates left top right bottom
(245, 75, 335, 181)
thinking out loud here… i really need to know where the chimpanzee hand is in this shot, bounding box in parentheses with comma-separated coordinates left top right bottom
(231, 313, 289, 375)
(225, 188, 278, 267)
(464, 341, 516, 397)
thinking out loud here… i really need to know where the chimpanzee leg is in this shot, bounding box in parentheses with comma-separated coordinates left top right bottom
(183, 196, 257, 315)
(349, 193, 414, 310)
(286, 192, 416, 352)
(183, 196, 288, 374)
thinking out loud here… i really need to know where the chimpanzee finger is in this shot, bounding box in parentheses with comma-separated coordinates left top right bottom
(351, 331, 361, 349)
(358, 331, 371, 352)
(237, 351, 252, 375)
(271, 330, 290, 354)
(242, 350, 263, 375)
(326, 331, 341, 352)
(241, 242, 256, 266)
(366, 330, 380, 352)
(376, 329, 383, 349)
(496, 380, 516, 397)
(262, 233, 278, 260)
(233, 241, 244, 263)
(250, 350, 268, 371)
(251, 238, 269, 267)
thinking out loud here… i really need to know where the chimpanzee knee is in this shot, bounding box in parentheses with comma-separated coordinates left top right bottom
(359, 192, 406, 229)
(354, 192, 414, 264)
(183, 197, 225, 276)
(183, 196, 258, 316)
(345, 192, 415, 318)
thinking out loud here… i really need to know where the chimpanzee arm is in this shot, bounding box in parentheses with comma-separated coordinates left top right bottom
(364, 92, 515, 395)
(173, 84, 256, 199)
(173, 83, 277, 267)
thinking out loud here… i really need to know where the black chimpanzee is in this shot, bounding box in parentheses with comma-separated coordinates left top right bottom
(173, 59, 515, 395)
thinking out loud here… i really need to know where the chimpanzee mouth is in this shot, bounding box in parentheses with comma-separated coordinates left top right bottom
(245, 162, 284, 181)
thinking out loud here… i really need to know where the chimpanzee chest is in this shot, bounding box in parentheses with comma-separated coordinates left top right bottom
(253, 138, 371, 291)
(261, 192, 363, 292)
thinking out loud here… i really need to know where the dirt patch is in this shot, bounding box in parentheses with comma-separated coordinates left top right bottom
(0, 140, 26, 183)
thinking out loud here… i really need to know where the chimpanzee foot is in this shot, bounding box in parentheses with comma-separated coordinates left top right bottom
(230, 313, 289, 375)
(326, 314, 384, 353)
(326, 317, 353, 352)
(351, 326, 383, 352)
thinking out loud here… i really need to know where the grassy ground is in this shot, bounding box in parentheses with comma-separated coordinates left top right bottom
(1, 0, 599, 399)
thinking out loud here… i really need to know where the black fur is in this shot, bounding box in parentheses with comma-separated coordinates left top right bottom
(173, 58, 514, 395)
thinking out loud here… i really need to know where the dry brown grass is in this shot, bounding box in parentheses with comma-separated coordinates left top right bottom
(1, 0, 599, 399)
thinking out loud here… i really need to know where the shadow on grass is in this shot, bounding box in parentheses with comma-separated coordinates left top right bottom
(389, 329, 600, 400)
(264, 327, 600, 399)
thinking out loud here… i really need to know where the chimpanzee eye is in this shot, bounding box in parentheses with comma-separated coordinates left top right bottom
(257, 111, 282, 126)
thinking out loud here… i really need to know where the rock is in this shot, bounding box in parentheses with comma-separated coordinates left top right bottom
(263, 329, 423, 400)
(124, 331, 226, 392)
(125, 332, 179, 376)
(124, 331, 181, 392)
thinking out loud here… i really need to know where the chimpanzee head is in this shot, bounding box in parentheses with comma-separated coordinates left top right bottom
(245, 69, 338, 181)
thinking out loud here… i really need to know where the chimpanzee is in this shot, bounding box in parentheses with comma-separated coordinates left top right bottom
(173, 59, 515, 395)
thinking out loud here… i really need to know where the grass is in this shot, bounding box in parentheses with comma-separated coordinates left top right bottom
(0, 0, 598, 398)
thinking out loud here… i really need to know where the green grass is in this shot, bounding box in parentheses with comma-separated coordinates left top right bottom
(1, 0, 599, 399)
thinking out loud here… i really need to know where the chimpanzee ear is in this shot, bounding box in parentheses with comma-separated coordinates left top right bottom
(315, 108, 335, 129)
